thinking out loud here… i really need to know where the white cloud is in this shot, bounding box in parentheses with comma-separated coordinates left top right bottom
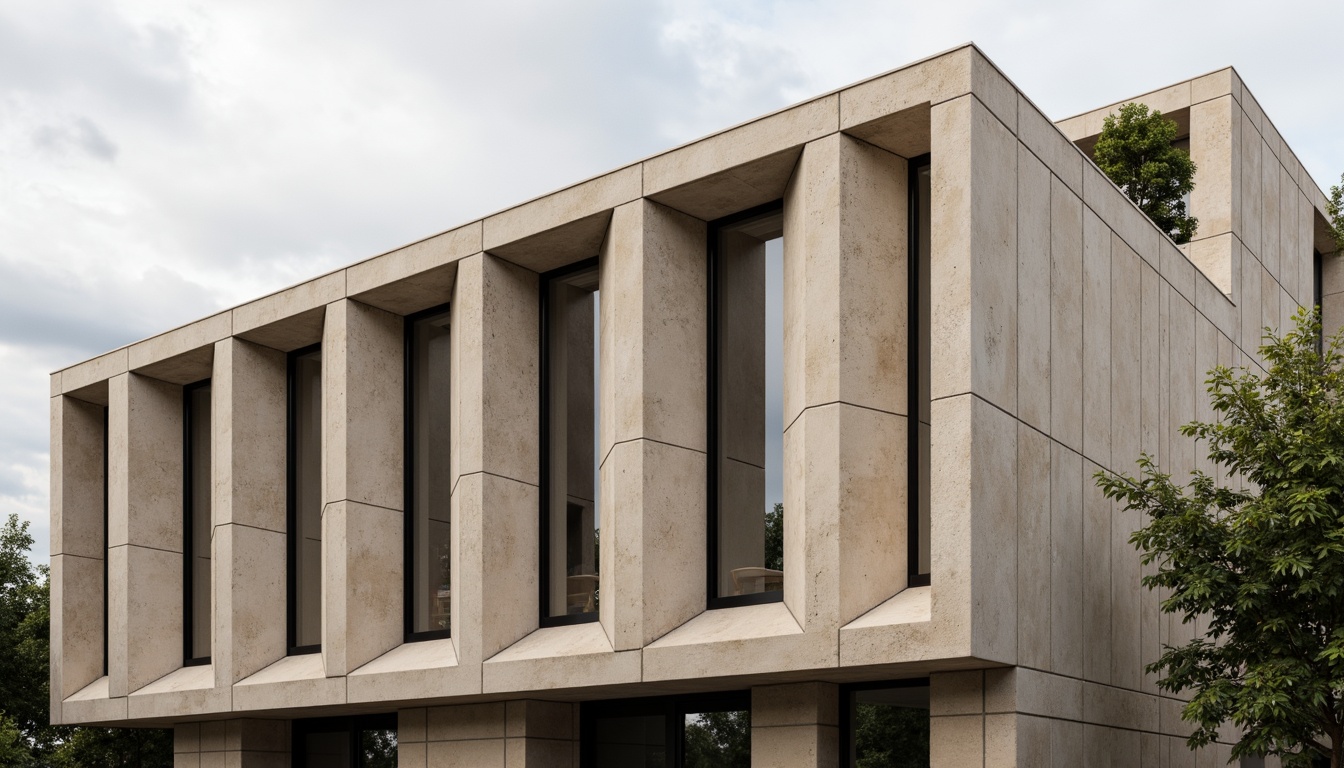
(2, 0, 1341, 563)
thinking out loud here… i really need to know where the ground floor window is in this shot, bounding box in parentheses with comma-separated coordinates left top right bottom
(842, 680, 930, 767)
(293, 715, 396, 768)
(582, 691, 750, 767)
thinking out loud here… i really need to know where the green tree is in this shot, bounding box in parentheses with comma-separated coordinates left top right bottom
(0, 713, 31, 765)
(49, 727, 172, 768)
(764, 503, 783, 572)
(0, 513, 55, 761)
(0, 514, 172, 766)
(683, 709, 750, 768)
(1097, 309, 1344, 766)
(1093, 102, 1199, 244)
(852, 703, 929, 768)
(1328, 173, 1344, 253)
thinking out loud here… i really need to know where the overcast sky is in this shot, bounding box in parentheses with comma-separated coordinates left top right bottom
(3, 0, 1341, 562)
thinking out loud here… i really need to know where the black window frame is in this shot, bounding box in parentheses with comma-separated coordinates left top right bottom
(908, 154, 932, 588)
(838, 677, 931, 767)
(580, 689, 751, 767)
(182, 378, 212, 666)
(706, 199, 787, 611)
(102, 404, 109, 678)
(538, 256, 603, 629)
(292, 713, 397, 768)
(404, 303, 453, 643)
(1315, 249, 1324, 356)
(287, 342, 323, 656)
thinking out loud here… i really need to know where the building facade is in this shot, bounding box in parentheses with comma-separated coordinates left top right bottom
(48, 45, 1341, 766)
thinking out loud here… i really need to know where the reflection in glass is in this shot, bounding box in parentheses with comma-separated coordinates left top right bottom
(683, 709, 750, 768)
(713, 207, 784, 600)
(593, 714, 666, 768)
(301, 731, 350, 767)
(186, 381, 212, 661)
(408, 309, 452, 636)
(290, 347, 322, 650)
(295, 722, 396, 768)
(586, 696, 751, 768)
(847, 684, 930, 767)
(914, 162, 932, 579)
(543, 263, 600, 620)
(359, 729, 397, 768)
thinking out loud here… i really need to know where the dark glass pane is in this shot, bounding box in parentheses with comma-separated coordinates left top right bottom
(360, 729, 398, 768)
(544, 265, 600, 619)
(714, 209, 784, 599)
(301, 731, 350, 767)
(188, 384, 212, 660)
(410, 311, 452, 635)
(915, 164, 932, 578)
(293, 348, 322, 648)
(592, 714, 665, 768)
(683, 709, 750, 768)
(848, 686, 930, 768)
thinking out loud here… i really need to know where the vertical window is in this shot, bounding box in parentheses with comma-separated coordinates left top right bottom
(583, 692, 750, 767)
(910, 156, 932, 587)
(540, 259, 600, 626)
(405, 306, 452, 641)
(841, 680, 930, 767)
(288, 344, 322, 654)
(709, 202, 784, 608)
(102, 405, 109, 677)
(1315, 249, 1324, 355)
(1173, 136, 1192, 218)
(183, 380, 212, 665)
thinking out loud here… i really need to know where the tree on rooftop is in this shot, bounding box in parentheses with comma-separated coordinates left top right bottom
(1097, 309, 1344, 766)
(1093, 102, 1199, 244)
(1328, 173, 1344, 253)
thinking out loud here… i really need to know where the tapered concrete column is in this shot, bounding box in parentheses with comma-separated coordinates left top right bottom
(598, 198, 707, 650)
(927, 95, 1019, 663)
(322, 298, 404, 676)
(173, 719, 290, 768)
(107, 372, 184, 698)
(399, 700, 576, 767)
(212, 338, 288, 688)
(781, 133, 909, 632)
(50, 393, 108, 722)
(451, 253, 539, 664)
(751, 682, 839, 768)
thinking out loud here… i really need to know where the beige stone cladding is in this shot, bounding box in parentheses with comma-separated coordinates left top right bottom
(397, 701, 578, 768)
(172, 719, 290, 768)
(48, 41, 1337, 767)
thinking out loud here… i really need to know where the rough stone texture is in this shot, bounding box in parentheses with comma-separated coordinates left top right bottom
(781, 134, 910, 633)
(398, 701, 577, 768)
(172, 719, 289, 767)
(105, 373, 186, 698)
(213, 339, 288, 690)
(323, 299, 404, 512)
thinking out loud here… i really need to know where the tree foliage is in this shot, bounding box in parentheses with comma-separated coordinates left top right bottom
(1093, 102, 1199, 244)
(1097, 309, 1344, 767)
(764, 503, 783, 572)
(683, 709, 751, 768)
(1328, 173, 1344, 253)
(0, 513, 172, 766)
(48, 728, 172, 768)
(852, 702, 929, 768)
